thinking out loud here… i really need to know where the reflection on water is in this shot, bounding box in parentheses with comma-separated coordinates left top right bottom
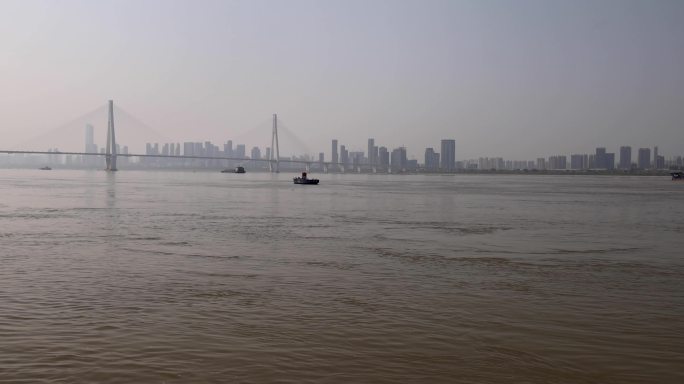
(1, 170, 683, 383)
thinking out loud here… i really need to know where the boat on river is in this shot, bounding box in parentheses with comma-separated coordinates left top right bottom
(671, 171, 683, 180)
(39, 166, 52, 170)
(221, 166, 246, 173)
(293, 172, 319, 185)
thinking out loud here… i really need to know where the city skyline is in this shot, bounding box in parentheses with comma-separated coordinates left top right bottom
(4, 103, 682, 163)
(10, 110, 683, 167)
(4, 118, 680, 172)
(87, 119, 684, 169)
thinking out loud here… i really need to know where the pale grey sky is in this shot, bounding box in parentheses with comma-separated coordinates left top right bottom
(1, 0, 683, 160)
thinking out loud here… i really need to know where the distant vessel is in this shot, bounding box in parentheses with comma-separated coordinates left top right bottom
(671, 171, 683, 180)
(221, 166, 246, 174)
(293, 172, 319, 185)
(39, 166, 52, 170)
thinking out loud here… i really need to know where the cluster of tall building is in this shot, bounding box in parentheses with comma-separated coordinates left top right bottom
(327, 141, 679, 173)
(465, 146, 680, 171)
(564, 147, 617, 170)
(424, 140, 456, 172)
(564, 146, 669, 170)
(78, 124, 276, 169)
(330, 138, 396, 171)
(327, 138, 456, 173)
(6, 123, 682, 173)
(78, 124, 684, 172)
(139, 140, 277, 169)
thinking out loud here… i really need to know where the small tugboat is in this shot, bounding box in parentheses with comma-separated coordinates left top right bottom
(39, 166, 52, 170)
(293, 172, 319, 185)
(221, 166, 246, 173)
(671, 171, 683, 180)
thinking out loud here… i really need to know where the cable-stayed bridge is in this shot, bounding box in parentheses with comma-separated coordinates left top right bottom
(0, 100, 366, 173)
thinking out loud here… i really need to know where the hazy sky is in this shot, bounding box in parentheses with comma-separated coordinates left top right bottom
(1, 0, 683, 160)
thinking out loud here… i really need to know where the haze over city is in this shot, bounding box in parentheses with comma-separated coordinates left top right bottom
(2, 0, 683, 159)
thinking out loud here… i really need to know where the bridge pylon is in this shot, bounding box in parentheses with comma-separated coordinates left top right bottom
(269, 113, 280, 173)
(105, 100, 118, 171)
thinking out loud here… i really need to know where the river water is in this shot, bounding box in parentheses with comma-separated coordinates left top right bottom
(1, 170, 682, 383)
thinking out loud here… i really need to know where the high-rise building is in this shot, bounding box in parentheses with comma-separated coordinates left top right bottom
(183, 142, 194, 156)
(638, 148, 651, 169)
(367, 138, 375, 165)
(390, 147, 407, 172)
(425, 148, 434, 169)
(619, 146, 632, 170)
(605, 153, 615, 170)
(378, 146, 389, 168)
(595, 147, 606, 169)
(224, 140, 233, 157)
(194, 142, 203, 156)
(236, 144, 246, 159)
(350, 151, 364, 168)
(424, 148, 440, 170)
(536, 158, 546, 170)
(654, 146, 659, 166)
(570, 154, 585, 170)
(332, 139, 339, 164)
(85, 124, 95, 153)
(339, 144, 348, 169)
(84, 124, 98, 166)
(548, 155, 567, 170)
(251, 146, 261, 160)
(440, 139, 456, 172)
